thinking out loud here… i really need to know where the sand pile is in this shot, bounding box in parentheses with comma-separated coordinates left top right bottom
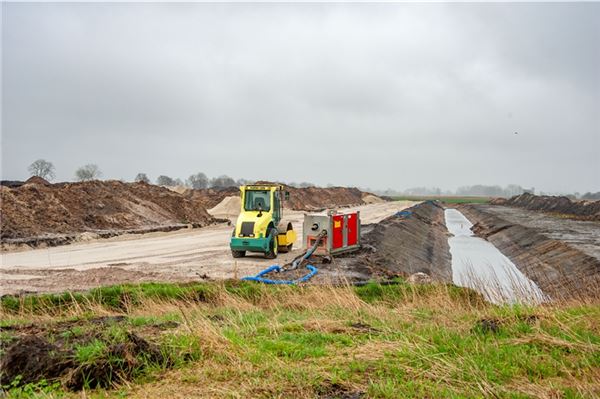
(362, 194, 385, 204)
(491, 193, 600, 221)
(166, 185, 188, 195)
(208, 196, 241, 220)
(185, 187, 238, 209)
(1, 180, 215, 240)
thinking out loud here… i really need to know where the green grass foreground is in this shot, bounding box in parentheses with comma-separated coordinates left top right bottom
(391, 196, 491, 204)
(1, 281, 599, 398)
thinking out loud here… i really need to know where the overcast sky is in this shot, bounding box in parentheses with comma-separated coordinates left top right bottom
(2, 2, 599, 193)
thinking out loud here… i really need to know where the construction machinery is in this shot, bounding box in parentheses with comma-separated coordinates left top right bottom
(240, 210, 362, 284)
(302, 210, 361, 255)
(230, 184, 296, 259)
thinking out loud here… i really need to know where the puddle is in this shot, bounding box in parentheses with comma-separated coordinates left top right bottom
(444, 209, 546, 304)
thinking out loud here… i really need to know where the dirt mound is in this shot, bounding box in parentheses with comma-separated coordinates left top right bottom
(24, 176, 51, 185)
(186, 184, 380, 212)
(362, 194, 384, 204)
(0, 180, 25, 188)
(285, 186, 368, 211)
(0, 335, 74, 386)
(1, 180, 215, 240)
(208, 196, 241, 220)
(185, 187, 239, 209)
(491, 193, 600, 221)
(0, 318, 171, 390)
(338, 201, 452, 282)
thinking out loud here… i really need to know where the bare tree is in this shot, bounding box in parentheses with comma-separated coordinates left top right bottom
(236, 178, 251, 186)
(135, 173, 150, 183)
(156, 175, 176, 186)
(187, 172, 209, 189)
(210, 175, 237, 188)
(75, 164, 102, 181)
(28, 159, 55, 181)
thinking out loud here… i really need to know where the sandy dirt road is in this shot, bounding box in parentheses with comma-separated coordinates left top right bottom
(0, 201, 415, 295)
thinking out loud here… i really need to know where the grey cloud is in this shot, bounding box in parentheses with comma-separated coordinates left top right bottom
(2, 3, 599, 192)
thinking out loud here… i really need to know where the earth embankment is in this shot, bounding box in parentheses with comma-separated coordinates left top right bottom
(491, 193, 600, 221)
(1, 179, 215, 243)
(185, 185, 380, 212)
(337, 201, 452, 283)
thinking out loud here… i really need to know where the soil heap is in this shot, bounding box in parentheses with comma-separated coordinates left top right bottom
(186, 184, 379, 212)
(1, 180, 214, 241)
(491, 193, 600, 221)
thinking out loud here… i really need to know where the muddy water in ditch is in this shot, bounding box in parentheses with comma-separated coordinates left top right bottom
(444, 209, 546, 304)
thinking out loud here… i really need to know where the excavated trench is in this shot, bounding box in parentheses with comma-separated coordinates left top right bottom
(458, 204, 600, 300)
(444, 208, 545, 304)
(305, 201, 597, 302)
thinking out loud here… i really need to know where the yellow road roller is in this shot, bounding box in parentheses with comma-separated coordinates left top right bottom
(230, 184, 296, 259)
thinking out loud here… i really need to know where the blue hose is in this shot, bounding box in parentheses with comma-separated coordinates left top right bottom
(241, 264, 318, 285)
(241, 229, 325, 285)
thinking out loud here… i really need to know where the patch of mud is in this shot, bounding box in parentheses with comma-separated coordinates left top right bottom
(316, 381, 365, 399)
(0, 316, 176, 390)
(459, 204, 600, 299)
(492, 193, 600, 221)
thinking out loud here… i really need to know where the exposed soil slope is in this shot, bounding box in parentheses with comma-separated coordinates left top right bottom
(1, 180, 214, 240)
(338, 201, 452, 282)
(459, 204, 600, 299)
(491, 193, 600, 221)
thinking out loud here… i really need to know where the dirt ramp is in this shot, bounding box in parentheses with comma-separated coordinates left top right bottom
(492, 193, 600, 221)
(1, 180, 214, 240)
(340, 201, 452, 282)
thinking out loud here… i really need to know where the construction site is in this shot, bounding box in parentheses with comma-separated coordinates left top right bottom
(1, 179, 599, 298)
(1, 178, 599, 398)
(2, 2, 599, 397)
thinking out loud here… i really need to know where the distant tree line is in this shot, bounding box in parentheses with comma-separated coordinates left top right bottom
(579, 192, 600, 200)
(149, 173, 251, 189)
(376, 184, 536, 198)
(24, 160, 598, 199)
